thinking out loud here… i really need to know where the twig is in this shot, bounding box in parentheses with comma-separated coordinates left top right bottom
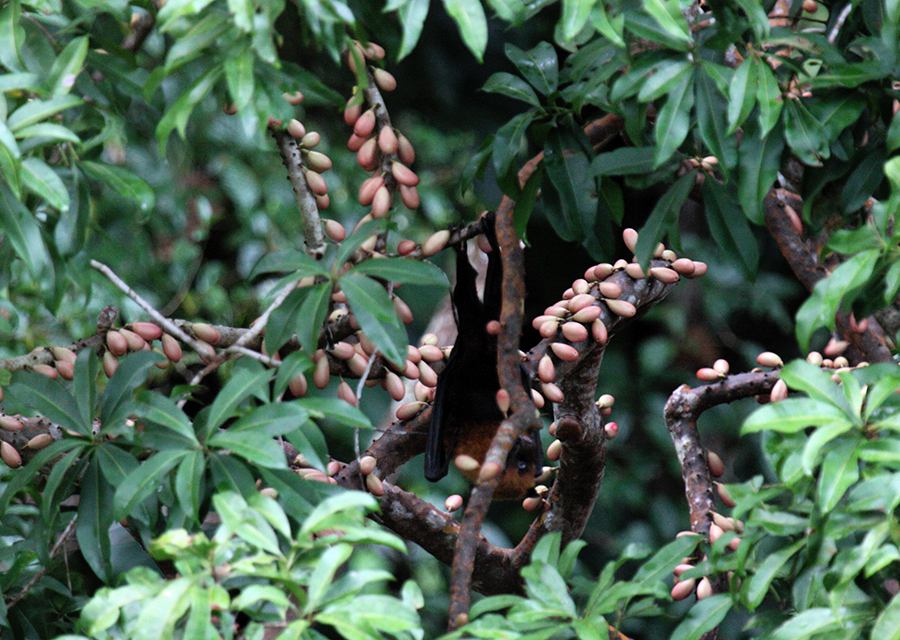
(827, 3, 853, 43)
(121, 11, 154, 53)
(271, 129, 327, 259)
(233, 280, 299, 349)
(6, 516, 77, 609)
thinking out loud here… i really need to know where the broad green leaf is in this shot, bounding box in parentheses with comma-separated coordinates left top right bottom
(872, 592, 900, 640)
(339, 272, 407, 367)
(249, 249, 329, 279)
(47, 35, 88, 96)
(726, 58, 758, 134)
(81, 161, 155, 213)
(770, 607, 849, 639)
(543, 129, 593, 242)
(21, 157, 68, 211)
(443, 0, 488, 61)
(301, 491, 378, 535)
(560, 0, 596, 41)
(703, 178, 758, 276)
(505, 42, 558, 95)
(114, 450, 187, 518)
(744, 540, 805, 609)
(840, 150, 886, 213)
(95, 444, 139, 488)
(492, 111, 536, 181)
(653, 71, 694, 167)
(592, 146, 656, 176)
(742, 398, 850, 434)
(590, 2, 625, 46)
(205, 367, 273, 435)
(132, 577, 193, 640)
(755, 59, 783, 137)
(73, 347, 97, 431)
(397, 0, 429, 60)
(208, 429, 287, 468)
(0, 0, 25, 72)
(157, 0, 217, 30)
(224, 47, 254, 109)
(670, 595, 731, 640)
(77, 455, 113, 582)
(7, 95, 82, 131)
(175, 451, 205, 522)
(305, 543, 353, 612)
(695, 70, 737, 172)
(0, 119, 19, 159)
(779, 360, 848, 410)
(635, 171, 695, 268)
(784, 100, 829, 166)
(482, 72, 541, 106)
(351, 258, 449, 287)
(0, 181, 52, 276)
(156, 66, 222, 155)
(227, 0, 253, 31)
(182, 587, 211, 640)
(232, 584, 292, 611)
(297, 396, 372, 429)
(642, 0, 692, 48)
(817, 437, 859, 511)
(265, 288, 307, 352)
(633, 535, 701, 586)
(134, 390, 199, 444)
(733, 0, 769, 39)
(888, 109, 900, 152)
(247, 491, 290, 538)
(801, 422, 853, 474)
(295, 281, 331, 355)
(738, 123, 784, 224)
(213, 490, 281, 554)
(15, 122, 80, 144)
(41, 448, 83, 523)
(637, 58, 691, 103)
(0, 438, 84, 513)
(165, 13, 230, 74)
(228, 402, 308, 437)
(7, 371, 90, 435)
(100, 351, 167, 429)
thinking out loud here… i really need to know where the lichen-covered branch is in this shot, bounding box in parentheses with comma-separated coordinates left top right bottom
(271, 129, 327, 260)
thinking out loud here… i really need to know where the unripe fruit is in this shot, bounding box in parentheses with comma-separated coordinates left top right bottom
(288, 373, 308, 397)
(398, 133, 416, 165)
(418, 362, 438, 387)
(550, 342, 579, 362)
(671, 258, 695, 275)
(418, 345, 443, 363)
(399, 184, 420, 209)
(315, 194, 330, 210)
(393, 296, 414, 324)
(605, 299, 636, 317)
(195, 341, 217, 363)
(824, 337, 849, 357)
(649, 267, 679, 284)
(454, 454, 480, 472)
(33, 364, 58, 379)
(1, 441, 22, 468)
(364, 42, 386, 60)
(538, 355, 555, 383)
(344, 100, 362, 126)
(597, 394, 615, 409)
(359, 455, 377, 475)
(301, 131, 321, 148)
(347, 133, 366, 151)
(56, 360, 74, 380)
(697, 578, 713, 600)
(324, 219, 346, 242)
(496, 389, 510, 414)
(547, 439, 562, 461)
(561, 322, 588, 342)
(119, 329, 146, 351)
(673, 563, 694, 577)
(709, 523, 724, 543)
(347, 353, 369, 376)
(25, 433, 53, 450)
(572, 306, 601, 323)
(51, 346, 77, 363)
(531, 389, 545, 408)
(378, 126, 398, 155)
(131, 322, 162, 341)
(604, 421, 619, 438)
(624, 263, 644, 279)
(371, 186, 392, 218)
(572, 278, 589, 295)
(541, 383, 564, 403)
(671, 578, 696, 601)
(591, 319, 608, 345)
(331, 342, 355, 360)
(414, 381, 432, 402)
(522, 496, 543, 511)
(103, 351, 119, 377)
(756, 351, 783, 367)
(0, 415, 24, 432)
(479, 461, 502, 482)
(192, 323, 220, 345)
(373, 68, 397, 92)
(287, 118, 306, 139)
(803, 0, 817, 12)
(689, 261, 708, 277)
(445, 494, 463, 512)
(357, 138, 378, 170)
(354, 109, 376, 137)
(313, 355, 330, 389)
(391, 161, 419, 186)
(384, 371, 405, 401)
(397, 239, 417, 255)
(106, 330, 128, 356)
(422, 230, 450, 257)
(568, 293, 595, 312)
(696, 368, 722, 382)
(338, 380, 357, 406)
(396, 401, 426, 421)
(707, 450, 725, 477)
(806, 351, 823, 365)
(305, 170, 328, 196)
(716, 482, 736, 507)
(594, 263, 615, 279)
(404, 359, 420, 380)
(713, 358, 730, 375)
(598, 282, 621, 298)
(366, 472, 385, 496)
(623, 228, 638, 253)
(545, 305, 569, 317)
(305, 151, 332, 173)
(358, 175, 384, 206)
(770, 378, 788, 403)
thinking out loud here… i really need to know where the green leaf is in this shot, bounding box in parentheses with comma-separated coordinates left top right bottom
(733, 0, 769, 39)
(590, 2, 625, 47)
(0, 438, 84, 514)
(156, 65, 222, 155)
(224, 47, 255, 109)
(737, 123, 784, 224)
(505, 42, 558, 95)
(840, 150, 886, 213)
(175, 451, 205, 522)
(635, 171, 695, 268)
(560, 0, 596, 41)
(158, 0, 217, 30)
(543, 129, 594, 242)
(47, 35, 88, 97)
(633, 534, 701, 586)
(132, 578, 193, 640)
(305, 543, 353, 613)
(297, 396, 372, 429)
(695, 69, 737, 172)
(333, 219, 389, 266)
(888, 109, 900, 153)
(249, 249, 329, 279)
(228, 402, 308, 437)
(205, 367, 273, 436)
(208, 429, 287, 468)
(81, 161, 155, 213)
(351, 258, 450, 288)
(7, 95, 82, 131)
(265, 288, 307, 353)
(637, 58, 691, 103)
(213, 490, 281, 554)
(779, 360, 848, 410)
(77, 455, 114, 582)
(339, 272, 407, 367)
(397, 0, 429, 60)
(653, 71, 694, 167)
(641, 0, 692, 48)
(0, 181, 52, 276)
(295, 282, 331, 355)
(300, 491, 378, 535)
(100, 351, 167, 429)
(227, 0, 253, 30)
(41, 448, 83, 523)
(134, 390, 199, 444)
(872, 592, 900, 640)
(755, 59, 783, 137)
(114, 450, 188, 519)
(726, 58, 758, 135)
(592, 146, 656, 176)
(743, 539, 805, 609)
(769, 607, 849, 639)
(232, 584, 292, 611)
(166, 13, 230, 74)
(670, 594, 732, 640)
(742, 398, 850, 434)
(817, 437, 859, 511)
(482, 72, 541, 106)
(443, 0, 488, 61)
(182, 586, 211, 640)
(15, 122, 80, 144)
(7, 371, 90, 435)
(702, 178, 758, 276)
(801, 422, 853, 474)
(784, 100, 829, 166)
(21, 158, 68, 211)
(73, 348, 97, 431)
(492, 111, 536, 181)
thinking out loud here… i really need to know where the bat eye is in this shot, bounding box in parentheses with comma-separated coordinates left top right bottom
(517, 460, 529, 474)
